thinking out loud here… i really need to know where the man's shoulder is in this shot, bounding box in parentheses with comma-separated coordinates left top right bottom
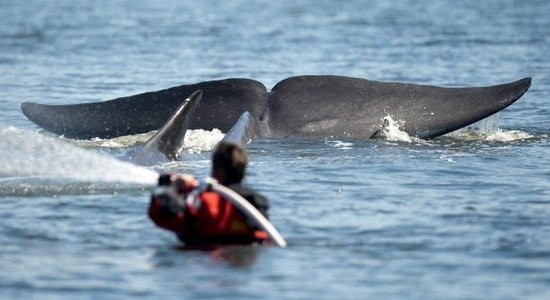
(226, 183, 269, 218)
(227, 183, 262, 197)
(226, 184, 268, 204)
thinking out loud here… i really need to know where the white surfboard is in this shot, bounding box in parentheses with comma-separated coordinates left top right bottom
(206, 179, 287, 248)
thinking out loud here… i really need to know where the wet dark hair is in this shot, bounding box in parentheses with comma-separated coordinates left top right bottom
(212, 141, 247, 185)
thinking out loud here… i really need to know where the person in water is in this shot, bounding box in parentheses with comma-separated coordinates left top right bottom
(148, 141, 270, 245)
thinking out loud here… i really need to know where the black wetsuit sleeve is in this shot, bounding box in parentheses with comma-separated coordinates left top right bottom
(246, 193, 269, 219)
(227, 184, 270, 219)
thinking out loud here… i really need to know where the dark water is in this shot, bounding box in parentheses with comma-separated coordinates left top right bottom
(1, 0, 549, 299)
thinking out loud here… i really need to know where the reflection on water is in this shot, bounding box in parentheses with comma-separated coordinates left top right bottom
(151, 244, 261, 269)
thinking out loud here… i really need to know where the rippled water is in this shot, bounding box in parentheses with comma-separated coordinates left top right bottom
(1, 0, 549, 299)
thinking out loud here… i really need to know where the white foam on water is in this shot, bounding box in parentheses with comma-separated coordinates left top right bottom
(445, 114, 534, 142)
(63, 128, 225, 158)
(376, 114, 532, 143)
(67, 131, 157, 149)
(183, 128, 225, 153)
(72, 128, 225, 153)
(0, 125, 159, 187)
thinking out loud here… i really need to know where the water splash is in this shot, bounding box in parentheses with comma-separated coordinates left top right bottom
(445, 114, 534, 142)
(0, 125, 159, 195)
(376, 115, 533, 143)
(183, 129, 225, 153)
(68, 129, 225, 154)
(377, 116, 415, 143)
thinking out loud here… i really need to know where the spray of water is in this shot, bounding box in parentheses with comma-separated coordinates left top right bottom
(0, 125, 159, 194)
(445, 114, 533, 142)
(376, 114, 533, 143)
(380, 116, 414, 142)
(183, 129, 225, 153)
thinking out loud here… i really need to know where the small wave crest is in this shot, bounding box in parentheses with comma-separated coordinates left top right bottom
(326, 140, 354, 150)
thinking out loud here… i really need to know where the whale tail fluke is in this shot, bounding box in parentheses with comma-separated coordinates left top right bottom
(21, 76, 532, 142)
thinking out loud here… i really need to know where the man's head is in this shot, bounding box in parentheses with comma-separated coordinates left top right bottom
(211, 141, 247, 185)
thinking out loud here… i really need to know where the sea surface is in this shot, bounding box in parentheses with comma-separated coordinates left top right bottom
(1, 0, 549, 299)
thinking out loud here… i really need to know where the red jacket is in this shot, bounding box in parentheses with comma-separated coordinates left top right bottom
(149, 188, 268, 245)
